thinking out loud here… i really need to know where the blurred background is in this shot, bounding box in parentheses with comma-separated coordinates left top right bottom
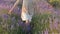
(0, 0, 60, 34)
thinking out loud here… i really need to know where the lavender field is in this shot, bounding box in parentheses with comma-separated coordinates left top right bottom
(0, 0, 60, 34)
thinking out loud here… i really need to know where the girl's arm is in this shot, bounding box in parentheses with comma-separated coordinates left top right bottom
(8, 0, 20, 14)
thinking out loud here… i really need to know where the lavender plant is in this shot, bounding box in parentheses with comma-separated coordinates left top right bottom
(30, 13, 59, 34)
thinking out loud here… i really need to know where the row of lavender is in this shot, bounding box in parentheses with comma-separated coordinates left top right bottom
(0, 0, 60, 34)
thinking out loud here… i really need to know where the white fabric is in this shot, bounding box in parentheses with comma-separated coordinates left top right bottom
(21, 0, 34, 22)
(21, 12, 32, 22)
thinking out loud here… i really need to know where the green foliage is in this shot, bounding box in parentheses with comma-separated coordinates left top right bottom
(0, 17, 2, 22)
(0, 13, 22, 34)
(47, 0, 60, 8)
(10, 13, 20, 21)
(31, 13, 52, 34)
(0, 9, 60, 34)
(0, 9, 8, 15)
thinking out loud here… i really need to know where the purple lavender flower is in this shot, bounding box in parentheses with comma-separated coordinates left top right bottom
(18, 20, 25, 26)
(2, 14, 8, 19)
(27, 25, 31, 31)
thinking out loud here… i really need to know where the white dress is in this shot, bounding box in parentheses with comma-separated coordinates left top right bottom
(21, 11, 32, 22)
(21, 0, 34, 22)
